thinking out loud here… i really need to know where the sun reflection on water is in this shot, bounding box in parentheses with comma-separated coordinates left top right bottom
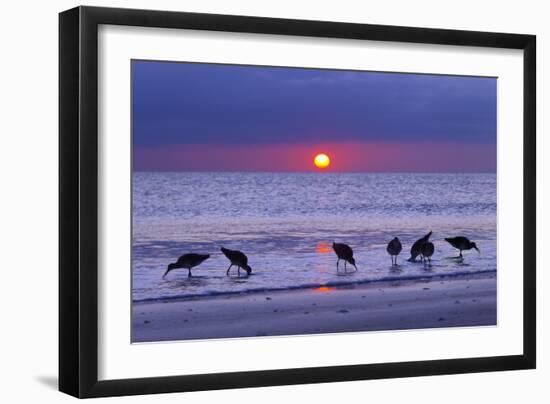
(315, 242, 332, 254)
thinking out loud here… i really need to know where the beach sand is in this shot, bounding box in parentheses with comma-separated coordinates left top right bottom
(132, 273, 496, 343)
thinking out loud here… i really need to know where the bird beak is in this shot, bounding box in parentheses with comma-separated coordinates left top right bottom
(475, 246, 480, 253)
(162, 268, 170, 278)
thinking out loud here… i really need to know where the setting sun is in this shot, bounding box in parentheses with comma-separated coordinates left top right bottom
(314, 153, 331, 169)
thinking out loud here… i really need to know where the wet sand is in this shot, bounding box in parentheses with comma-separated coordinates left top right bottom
(132, 273, 496, 342)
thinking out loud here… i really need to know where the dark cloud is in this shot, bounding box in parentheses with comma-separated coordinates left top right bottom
(132, 60, 496, 172)
(132, 60, 496, 148)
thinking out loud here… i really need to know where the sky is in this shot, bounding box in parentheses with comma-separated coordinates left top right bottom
(132, 60, 496, 172)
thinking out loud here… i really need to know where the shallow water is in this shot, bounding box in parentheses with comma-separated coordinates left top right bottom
(132, 172, 496, 302)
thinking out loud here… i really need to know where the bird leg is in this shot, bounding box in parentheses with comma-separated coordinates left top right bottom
(188, 269, 192, 278)
(336, 259, 340, 272)
(344, 261, 347, 272)
(226, 264, 233, 276)
(238, 266, 241, 277)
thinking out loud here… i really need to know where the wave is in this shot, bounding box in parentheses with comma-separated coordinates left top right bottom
(132, 268, 496, 304)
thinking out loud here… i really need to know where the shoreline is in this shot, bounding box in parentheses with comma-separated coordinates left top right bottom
(133, 272, 496, 343)
(133, 269, 497, 305)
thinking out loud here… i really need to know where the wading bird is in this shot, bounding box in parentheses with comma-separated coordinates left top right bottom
(163, 253, 210, 278)
(386, 237, 402, 266)
(221, 247, 252, 277)
(408, 231, 432, 262)
(421, 241, 435, 266)
(445, 236, 480, 259)
(332, 242, 357, 272)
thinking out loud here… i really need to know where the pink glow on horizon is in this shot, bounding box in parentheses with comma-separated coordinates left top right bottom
(133, 141, 496, 173)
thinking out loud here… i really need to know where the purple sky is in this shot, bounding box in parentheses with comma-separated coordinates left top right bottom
(132, 60, 496, 172)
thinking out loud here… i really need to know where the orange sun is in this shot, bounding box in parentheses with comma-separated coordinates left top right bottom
(314, 153, 330, 169)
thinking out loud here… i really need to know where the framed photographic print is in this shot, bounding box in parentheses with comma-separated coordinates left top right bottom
(59, 6, 536, 398)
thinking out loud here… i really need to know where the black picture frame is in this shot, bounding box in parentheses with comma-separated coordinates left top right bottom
(59, 5, 536, 398)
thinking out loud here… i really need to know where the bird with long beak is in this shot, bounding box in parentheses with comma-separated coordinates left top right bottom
(163, 253, 210, 278)
(408, 231, 432, 262)
(221, 247, 252, 277)
(444, 236, 480, 259)
(332, 242, 358, 272)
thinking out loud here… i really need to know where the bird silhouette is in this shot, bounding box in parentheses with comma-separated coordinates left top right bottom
(408, 231, 432, 262)
(445, 236, 479, 259)
(421, 241, 435, 266)
(163, 253, 210, 278)
(386, 237, 402, 266)
(221, 247, 252, 277)
(332, 242, 357, 272)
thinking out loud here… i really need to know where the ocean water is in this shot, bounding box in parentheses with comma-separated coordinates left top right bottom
(132, 172, 496, 302)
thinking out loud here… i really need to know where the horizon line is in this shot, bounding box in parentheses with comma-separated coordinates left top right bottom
(132, 170, 497, 174)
